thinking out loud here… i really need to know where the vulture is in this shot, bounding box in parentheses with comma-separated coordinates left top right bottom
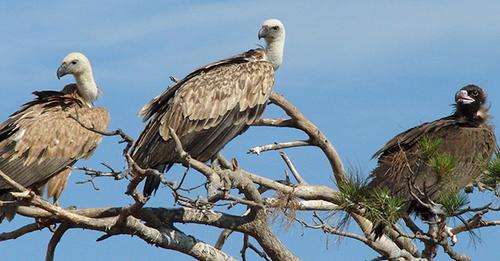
(368, 85, 496, 237)
(132, 19, 286, 196)
(0, 52, 109, 222)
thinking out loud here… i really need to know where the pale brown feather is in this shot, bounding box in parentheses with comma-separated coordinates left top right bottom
(0, 84, 109, 203)
(132, 49, 275, 195)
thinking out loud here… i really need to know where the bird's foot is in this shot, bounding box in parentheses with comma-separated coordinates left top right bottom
(445, 225, 458, 246)
(65, 205, 77, 210)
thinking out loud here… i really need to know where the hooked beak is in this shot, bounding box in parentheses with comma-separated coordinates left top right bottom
(258, 26, 268, 40)
(456, 90, 475, 105)
(56, 63, 68, 80)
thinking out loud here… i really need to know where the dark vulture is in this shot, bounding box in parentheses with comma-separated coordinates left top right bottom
(0, 52, 109, 222)
(368, 85, 496, 237)
(132, 19, 286, 196)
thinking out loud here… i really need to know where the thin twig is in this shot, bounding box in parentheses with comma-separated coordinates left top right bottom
(241, 234, 250, 261)
(45, 223, 71, 261)
(279, 151, 306, 184)
(215, 229, 234, 249)
(248, 243, 271, 261)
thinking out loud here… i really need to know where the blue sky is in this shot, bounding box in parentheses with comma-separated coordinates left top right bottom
(1, 1, 500, 260)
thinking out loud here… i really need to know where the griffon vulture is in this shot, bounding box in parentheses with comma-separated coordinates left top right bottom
(132, 19, 286, 196)
(0, 52, 109, 221)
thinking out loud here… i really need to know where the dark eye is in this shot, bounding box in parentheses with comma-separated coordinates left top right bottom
(71, 60, 78, 65)
(470, 90, 479, 96)
(271, 26, 279, 30)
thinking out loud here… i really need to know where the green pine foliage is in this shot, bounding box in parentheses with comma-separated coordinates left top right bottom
(336, 174, 405, 230)
(418, 136, 457, 181)
(419, 135, 443, 160)
(484, 150, 500, 193)
(337, 174, 367, 212)
(430, 153, 457, 178)
(438, 189, 469, 216)
(365, 187, 406, 227)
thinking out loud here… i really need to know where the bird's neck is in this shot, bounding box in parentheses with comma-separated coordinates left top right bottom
(454, 105, 488, 125)
(74, 71, 99, 106)
(265, 39, 284, 71)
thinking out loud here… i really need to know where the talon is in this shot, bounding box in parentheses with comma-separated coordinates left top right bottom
(445, 226, 457, 245)
(48, 224, 58, 232)
(10, 190, 32, 199)
(231, 158, 239, 171)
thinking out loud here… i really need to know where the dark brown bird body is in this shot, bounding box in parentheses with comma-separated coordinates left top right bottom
(368, 85, 496, 236)
(132, 49, 275, 196)
(0, 84, 109, 221)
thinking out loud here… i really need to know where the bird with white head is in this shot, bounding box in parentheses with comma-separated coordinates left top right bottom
(258, 18, 286, 70)
(132, 19, 287, 196)
(57, 52, 100, 106)
(0, 52, 109, 222)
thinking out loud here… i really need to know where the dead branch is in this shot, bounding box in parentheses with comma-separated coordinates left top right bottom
(279, 151, 306, 184)
(251, 118, 295, 128)
(215, 229, 234, 250)
(249, 140, 311, 155)
(264, 198, 341, 211)
(268, 92, 346, 184)
(46, 223, 70, 261)
(2, 91, 497, 261)
(0, 222, 52, 241)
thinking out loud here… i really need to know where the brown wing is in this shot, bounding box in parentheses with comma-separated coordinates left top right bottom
(133, 49, 274, 168)
(0, 91, 110, 194)
(132, 50, 274, 196)
(369, 117, 496, 202)
(371, 116, 456, 159)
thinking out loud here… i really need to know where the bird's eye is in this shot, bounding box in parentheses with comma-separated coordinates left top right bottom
(470, 90, 479, 96)
(271, 26, 279, 30)
(71, 60, 78, 65)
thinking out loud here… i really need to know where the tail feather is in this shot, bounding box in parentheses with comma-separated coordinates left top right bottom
(0, 191, 17, 223)
(143, 164, 171, 197)
(372, 223, 386, 240)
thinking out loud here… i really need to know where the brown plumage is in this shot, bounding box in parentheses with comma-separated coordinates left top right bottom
(0, 52, 109, 222)
(368, 85, 496, 237)
(132, 19, 286, 196)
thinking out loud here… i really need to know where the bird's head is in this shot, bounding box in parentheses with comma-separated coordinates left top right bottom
(57, 52, 99, 105)
(455, 85, 487, 119)
(57, 52, 92, 79)
(258, 19, 285, 45)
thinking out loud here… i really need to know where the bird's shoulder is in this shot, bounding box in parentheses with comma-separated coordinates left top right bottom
(0, 85, 84, 141)
(372, 116, 459, 159)
(0, 85, 109, 163)
(138, 48, 274, 122)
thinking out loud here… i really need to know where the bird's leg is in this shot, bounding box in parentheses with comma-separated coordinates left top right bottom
(464, 182, 474, 193)
(422, 215, 439, 259)
(427, 215, 439, 238)
(211, 158, 222, 171)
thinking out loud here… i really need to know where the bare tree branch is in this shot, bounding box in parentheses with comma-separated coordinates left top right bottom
(268, 92, 347, 184)
(2, 91, 497, 261)
(279, 151, 306, 184)
(249, 140, 311, 155)
(251, 118, 295, 128)
(0, 222, 52, 241)
(46, 223, 71, 261)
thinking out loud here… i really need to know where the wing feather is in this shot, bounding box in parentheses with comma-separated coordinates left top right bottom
(132, 49, 274, 169)
(0, 93, 109, 191)
(370, 117, 496, 201)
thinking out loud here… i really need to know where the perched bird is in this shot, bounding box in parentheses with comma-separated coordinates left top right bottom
(0, 52, 109, 222)
(132, 19, 286, 196)
(368, 85, 496, 237)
